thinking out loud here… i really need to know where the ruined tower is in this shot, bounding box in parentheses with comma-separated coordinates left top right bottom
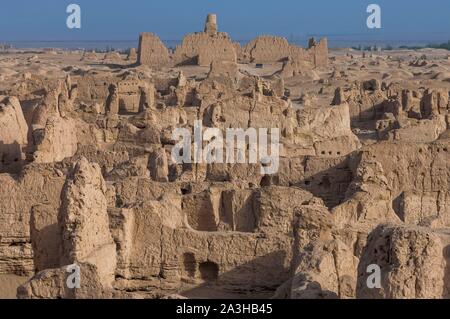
(204, 14, 218, 35)
(137, 33, 171, 68)
(308, 37, 318, 49)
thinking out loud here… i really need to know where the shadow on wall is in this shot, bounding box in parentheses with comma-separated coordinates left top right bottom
(182, 189, 258, 233)
(175, 56, 198, 67)
(180, 250, 289, 299)
(0, 141, 23, 174)
(294, 157, 353, 209)
(391, 193, 404, 221)
(30, 204, 61, 273)
(444, 244, 450, 298)
(349, 101, 386, 131)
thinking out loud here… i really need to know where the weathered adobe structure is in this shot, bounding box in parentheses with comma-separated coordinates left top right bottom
(0, 13, 450, 300)
(241, 35, 328, 67)
(138, 14, 328, 69)
(1, 67, 364, 299)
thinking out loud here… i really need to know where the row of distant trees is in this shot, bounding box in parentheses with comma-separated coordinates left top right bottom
(426, 40, 450, 50)
(352, 41, 450, 51)
(91, 46, 131, 54)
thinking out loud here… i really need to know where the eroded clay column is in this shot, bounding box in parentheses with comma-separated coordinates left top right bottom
(204, 14, 218, 35)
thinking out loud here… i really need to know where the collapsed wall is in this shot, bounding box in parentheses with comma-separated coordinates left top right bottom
(356, 224, 449, 299)
(138, 15, 238, 68)
(0, 96, 29, 173)
(138, 33, 171, 69)
(18, 158, 118, 298)
(173, 32, 237, 67)
(0, 166, 66, 277)
(32, 116, 78, 164)
(242, 36, 328, 68)
(138, 15, 327, 68)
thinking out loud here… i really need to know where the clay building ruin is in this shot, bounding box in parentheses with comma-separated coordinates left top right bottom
(241, 35, 328, 68)
(138, 33, 171, 68)
(1, 11, 450, 301)
(138, 14, 328, 69)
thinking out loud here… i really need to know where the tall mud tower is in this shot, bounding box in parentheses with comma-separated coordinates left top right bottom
(204, 14, 218, 35)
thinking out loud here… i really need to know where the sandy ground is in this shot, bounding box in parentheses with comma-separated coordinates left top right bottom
(0, 275, 28, 299)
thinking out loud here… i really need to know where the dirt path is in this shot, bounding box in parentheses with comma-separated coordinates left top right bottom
(0, 275, 28, 299)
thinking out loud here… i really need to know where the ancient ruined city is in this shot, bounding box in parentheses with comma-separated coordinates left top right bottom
(0, 13, 449, 300)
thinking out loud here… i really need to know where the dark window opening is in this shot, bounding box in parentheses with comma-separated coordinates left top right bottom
(199, 261, 219, 282)
(183, 253, 196, 278)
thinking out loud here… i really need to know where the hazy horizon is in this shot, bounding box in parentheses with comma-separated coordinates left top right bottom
(1, 0, 450, 49)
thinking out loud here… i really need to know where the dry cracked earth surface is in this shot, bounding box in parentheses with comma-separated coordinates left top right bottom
(0, 16, 450, 299)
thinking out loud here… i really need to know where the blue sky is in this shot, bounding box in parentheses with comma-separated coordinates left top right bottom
(0, 0, 449, 43)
